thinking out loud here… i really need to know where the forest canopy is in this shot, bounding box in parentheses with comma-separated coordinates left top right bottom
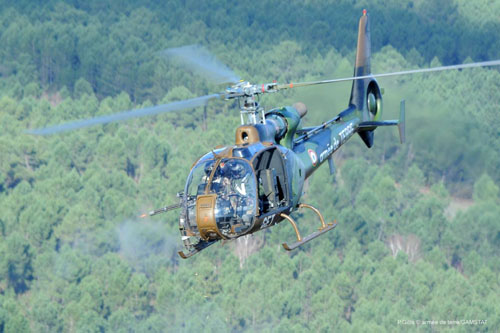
(0, 1, 499, 331)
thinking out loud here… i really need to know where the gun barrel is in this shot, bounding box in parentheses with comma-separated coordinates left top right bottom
(140, 203, 182, 218)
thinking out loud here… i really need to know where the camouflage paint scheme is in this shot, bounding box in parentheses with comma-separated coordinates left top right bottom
(178, 11, 402, 257)
(248, 11, 384, 230)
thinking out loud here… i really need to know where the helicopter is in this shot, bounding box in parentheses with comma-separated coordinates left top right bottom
(28, 10, 500, 259)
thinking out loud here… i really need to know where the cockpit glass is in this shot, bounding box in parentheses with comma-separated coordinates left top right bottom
(186, 159, 216, 198)
(183, 158, 216, 235)
(210, 159, 257, 237)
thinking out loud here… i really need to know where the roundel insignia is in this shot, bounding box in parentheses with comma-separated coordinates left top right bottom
(308, 149, 318, 166)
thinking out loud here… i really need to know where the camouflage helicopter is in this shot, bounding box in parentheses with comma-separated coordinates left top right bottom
(29, 10, 500, 258)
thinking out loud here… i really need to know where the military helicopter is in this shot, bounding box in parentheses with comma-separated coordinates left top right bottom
(29, 10, 500, 258)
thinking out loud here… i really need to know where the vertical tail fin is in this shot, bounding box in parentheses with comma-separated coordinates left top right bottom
(349, 9, 371, 111)
(350, 10, 382, 148)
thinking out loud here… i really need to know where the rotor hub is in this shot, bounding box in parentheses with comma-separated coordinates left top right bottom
(224, 81, 278, 125)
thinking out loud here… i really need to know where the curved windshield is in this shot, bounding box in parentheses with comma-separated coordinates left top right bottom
(183, 158, 216, 235)
(210, 159, 257, 237)
(186, 159, 216, 198)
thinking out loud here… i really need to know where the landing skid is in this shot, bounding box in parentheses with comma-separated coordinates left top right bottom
(281, 203, 337, 251)
(282, 223, 337, 250)
(178, 239, 217, 259)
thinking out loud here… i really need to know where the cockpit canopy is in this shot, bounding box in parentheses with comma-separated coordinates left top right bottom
(184, 156, 257, 239)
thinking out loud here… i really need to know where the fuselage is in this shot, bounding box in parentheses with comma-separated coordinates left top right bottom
(176, 10, 390, 258)
(292, 105, 359, 179)
(177, 104, 364, 254)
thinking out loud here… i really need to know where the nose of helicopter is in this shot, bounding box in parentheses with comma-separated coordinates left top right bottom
(199, 158, 257, 239)
(183, 156, 258, 241)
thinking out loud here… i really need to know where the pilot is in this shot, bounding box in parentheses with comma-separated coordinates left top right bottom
(210, 162, 229, 194)
(227, 161, 255, 226)
(198, 162, 214, 195)
(210, 162, 234, 219)
(213, 160, 256, 234)
(228, 161, 250, 196)
(211, 162, 229, 195)
(203, 162, 214, 181)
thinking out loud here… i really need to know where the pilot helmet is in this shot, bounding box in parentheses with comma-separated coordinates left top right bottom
(205, 162, 213, 177)
(227, 160, 245, 179)
(204, 162, 214, 177)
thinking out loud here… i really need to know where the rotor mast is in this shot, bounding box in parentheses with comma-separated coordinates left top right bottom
(224, 81, 278, 125)
(240, 95, 263, 125)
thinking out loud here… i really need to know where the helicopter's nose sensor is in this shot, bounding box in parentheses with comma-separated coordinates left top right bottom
(241, 131, 249, 142)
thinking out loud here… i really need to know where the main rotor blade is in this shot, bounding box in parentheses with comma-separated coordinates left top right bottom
(27, 94, 221, 135)
(162, 45, 240, 85)
(277, 59, 500, 90)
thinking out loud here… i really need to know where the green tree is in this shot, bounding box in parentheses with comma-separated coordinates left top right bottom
(473, 173, 499, 202)
(1, 232, 33, 293)
(74, 78, 94, 98)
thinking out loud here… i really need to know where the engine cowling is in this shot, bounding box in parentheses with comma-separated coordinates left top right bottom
(233, 103, 305, 149)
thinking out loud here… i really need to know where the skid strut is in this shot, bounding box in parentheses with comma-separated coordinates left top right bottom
(281, 203, 337, 251)
(178, 239, 216, 259)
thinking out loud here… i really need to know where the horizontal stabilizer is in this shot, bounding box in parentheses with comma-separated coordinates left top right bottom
(358, 100, 405, 144)
(358, 120, 398, 127)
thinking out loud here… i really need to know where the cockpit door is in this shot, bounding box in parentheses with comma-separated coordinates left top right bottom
(251, 147, 289, 215)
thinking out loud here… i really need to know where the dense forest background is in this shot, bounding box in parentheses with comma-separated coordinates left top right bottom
(1, 0, 499, 331)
